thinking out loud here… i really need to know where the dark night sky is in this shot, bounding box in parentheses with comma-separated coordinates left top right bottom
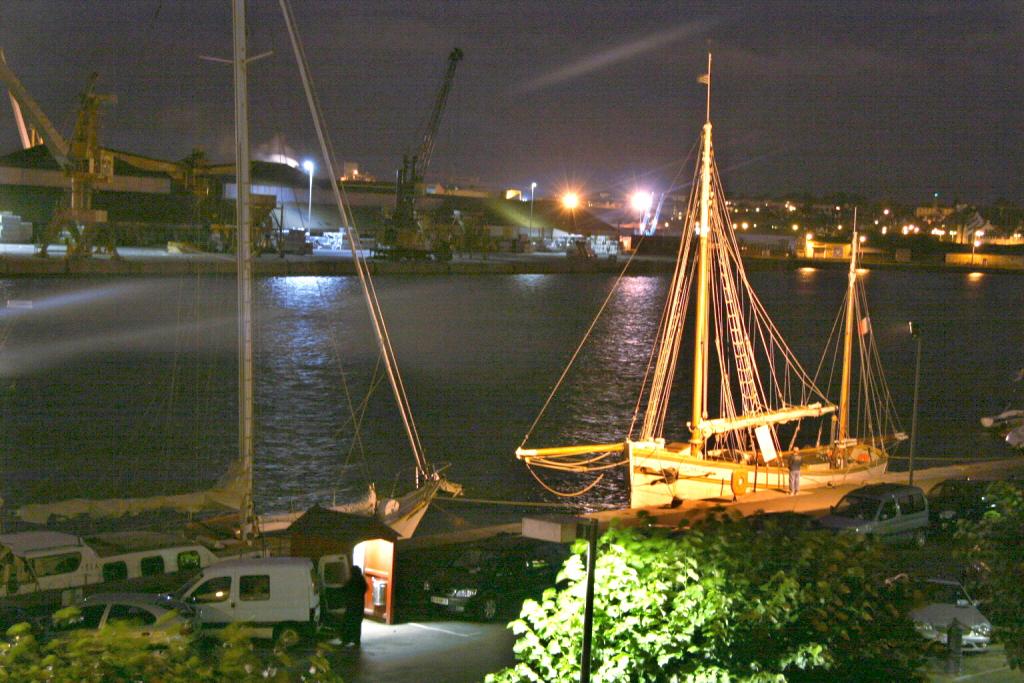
(1, 1, 1021, 204)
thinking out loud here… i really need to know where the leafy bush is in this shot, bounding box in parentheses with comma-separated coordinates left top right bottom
(0, 614, 341, 682)
(488, 516, 925, 682)
(956, 480, 1024, 669)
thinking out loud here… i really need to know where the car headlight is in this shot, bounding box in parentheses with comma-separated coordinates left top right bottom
(914, 620, 936, 634)
(453, 588, 478, 598)
(972, 623, 992, 636)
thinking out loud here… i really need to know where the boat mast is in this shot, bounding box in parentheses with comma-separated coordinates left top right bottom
(689, 52, 713, 456)
(279, 0, 432, 486)
(232, 0, 256, 542)
(837, 209, 858, 444)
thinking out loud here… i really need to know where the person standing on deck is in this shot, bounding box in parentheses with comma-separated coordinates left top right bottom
(788, 448, 802, 495)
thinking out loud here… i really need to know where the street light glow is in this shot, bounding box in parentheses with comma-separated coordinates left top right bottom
(302, 160, 315, 173)
(562, 192, 580, 210)
(630, 191, 653, 213)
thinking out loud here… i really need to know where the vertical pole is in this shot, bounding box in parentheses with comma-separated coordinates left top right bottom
(689, 123, 712, 454)
(530, 182, 536, 239)
(580, 518, 597, 683)
(838, 212, 858, 445)
(232, 0, 255, 543)
(909, 331, 922, 486)
(307, 167, 314, 226)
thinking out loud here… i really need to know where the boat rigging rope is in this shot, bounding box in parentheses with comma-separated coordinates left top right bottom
(281, 0, 431, 482)
(517, 241, 648, 451)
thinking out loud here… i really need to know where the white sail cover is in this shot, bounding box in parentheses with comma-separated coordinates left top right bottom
(16, 464, 247, 525)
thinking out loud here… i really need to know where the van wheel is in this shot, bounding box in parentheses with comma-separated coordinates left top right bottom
(273, 623, 303, 649)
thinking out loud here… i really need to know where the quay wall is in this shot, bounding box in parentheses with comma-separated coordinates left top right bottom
(2, 250, 1023, 278)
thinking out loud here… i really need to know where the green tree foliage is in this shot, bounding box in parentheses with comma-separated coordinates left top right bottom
(956, 481, 1024, 669)
(0, 613, 341, 682)
(488, 516, 925, 683)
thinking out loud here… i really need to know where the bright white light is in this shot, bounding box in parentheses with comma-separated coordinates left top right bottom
(302, 160, 315, 173)
(883, 208, 890, 216)
(881, 226, 887, 235)
(562, 192, 580, 210)
(630, 191, 653, 213)
(859, 235, 866, 243)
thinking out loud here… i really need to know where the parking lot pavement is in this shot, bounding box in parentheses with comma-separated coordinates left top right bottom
(326, 619, 516, 683)
(924, 645, 1023, 682)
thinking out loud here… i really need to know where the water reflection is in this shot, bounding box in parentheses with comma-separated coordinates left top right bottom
(0, 270, 1019, 515)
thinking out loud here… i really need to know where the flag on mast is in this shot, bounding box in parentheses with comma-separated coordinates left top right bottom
(697, 73, 710, 84)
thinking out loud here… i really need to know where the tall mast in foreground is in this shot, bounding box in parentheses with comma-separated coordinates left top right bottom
(837, 210, 859, 445)
(232, 0, 256, 543)
(689, 52, 713, 456)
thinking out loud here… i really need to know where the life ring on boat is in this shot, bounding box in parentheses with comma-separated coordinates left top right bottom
(852, 448, 870, 464)
(730, 469, 749, 497)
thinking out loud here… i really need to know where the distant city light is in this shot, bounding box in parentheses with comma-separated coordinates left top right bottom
(791, 223, 799, 231)
(562, 192, 580, 210)
(881, 226, 887, 235)
(859, 235, 866, 243)
(883, 208, 890, 216)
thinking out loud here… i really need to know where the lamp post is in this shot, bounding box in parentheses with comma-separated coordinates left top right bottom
(530, 181, 537, 239)
(908, 321, 922, 486)
(522, 515, 599, 683)
(302, 160, 315, 226)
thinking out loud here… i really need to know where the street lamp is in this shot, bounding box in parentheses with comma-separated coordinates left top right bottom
(522, 515, 599, 683)
(530, 182, 537, 239)
(562, 192, 579, 210)
(908, 321, 922, 486)
(302, 160, 315, 226)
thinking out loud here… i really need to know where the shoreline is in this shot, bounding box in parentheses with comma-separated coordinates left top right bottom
(1, 245, 1022, 278)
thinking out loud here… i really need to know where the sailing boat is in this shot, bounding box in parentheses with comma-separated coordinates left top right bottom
(7, 0, 457, 541)
(516, 55, 895, 507)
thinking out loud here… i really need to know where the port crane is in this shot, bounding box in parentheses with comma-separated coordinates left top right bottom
(0, 55, 119, 257)
(383, 47, 463, 260)
(1, 54, 274, 254)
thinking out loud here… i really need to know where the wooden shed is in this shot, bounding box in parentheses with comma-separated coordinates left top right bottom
(288, 505, 400, 623)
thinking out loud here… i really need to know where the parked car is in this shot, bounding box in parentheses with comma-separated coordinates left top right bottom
(48, 592, 197, 643)
(927, 478, 998, 534)
(908, 578, 992, 653)
(0, 604, 44, 637)
(423, 539, 567, 621)
(818, 483, 929, 544)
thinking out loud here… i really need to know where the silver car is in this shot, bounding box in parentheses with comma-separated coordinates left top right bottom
(909, 579, 992, 653)
(50, 592, 198, 642)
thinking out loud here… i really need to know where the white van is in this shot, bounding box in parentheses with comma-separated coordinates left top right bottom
(172, 557, 322, 643)
(0, 530, 219, 608)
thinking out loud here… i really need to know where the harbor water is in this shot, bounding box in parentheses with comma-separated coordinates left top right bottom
(1, 268, 1021, 517)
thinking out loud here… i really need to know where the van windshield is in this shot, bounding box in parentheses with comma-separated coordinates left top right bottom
(832, 495, 879, 520)
(172, 573, 203, 601)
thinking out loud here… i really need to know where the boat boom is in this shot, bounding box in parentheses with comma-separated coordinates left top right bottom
(516, 443, 627, 460)
(694, 402, 835, 439)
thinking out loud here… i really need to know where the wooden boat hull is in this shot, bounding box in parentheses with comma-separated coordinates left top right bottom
(628, 440, 888, 508)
